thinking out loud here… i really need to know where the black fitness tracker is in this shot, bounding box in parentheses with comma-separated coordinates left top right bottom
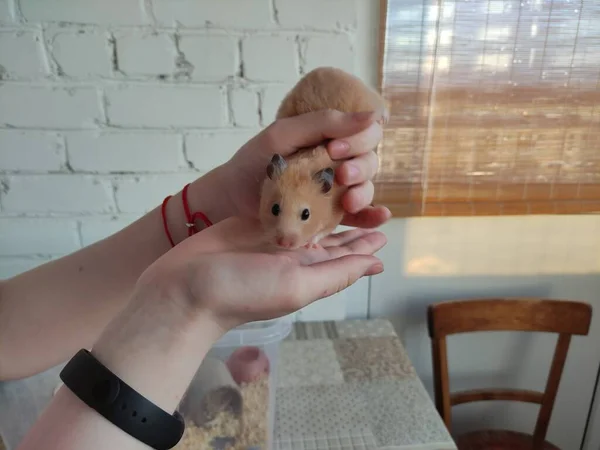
(59, 349, 185, 450)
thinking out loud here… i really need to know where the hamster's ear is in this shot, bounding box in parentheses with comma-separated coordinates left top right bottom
(314, 167, 334, 193)
(267, 154, 287, 179)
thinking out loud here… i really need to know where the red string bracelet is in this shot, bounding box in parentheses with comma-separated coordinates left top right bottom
(182, 183, 213, 235)
(161, 183, 213, 248)
(161, 195, 176, 247)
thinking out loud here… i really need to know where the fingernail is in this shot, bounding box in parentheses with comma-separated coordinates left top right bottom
(352, 111, 375, 121)
(329, 140, 350, 155)
(366, 263, 384, 275)
(346, 164, 360, 180)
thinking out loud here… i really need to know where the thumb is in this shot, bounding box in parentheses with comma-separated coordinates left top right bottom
(267, 109, 378, 156)
(296, 254, 384, 303)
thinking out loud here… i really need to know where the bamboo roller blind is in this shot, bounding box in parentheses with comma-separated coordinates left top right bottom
(375, 0, 600, 216)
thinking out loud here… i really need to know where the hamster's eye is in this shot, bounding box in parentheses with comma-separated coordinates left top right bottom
(301, 209, 310, 221)
(271, 203, 280, 216)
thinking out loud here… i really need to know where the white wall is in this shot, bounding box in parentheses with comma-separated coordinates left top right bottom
(1, 1, 599, 449)
(0, 0, 376, 319)
(372, 216, 600, 449)
(583, 376, 600, 450)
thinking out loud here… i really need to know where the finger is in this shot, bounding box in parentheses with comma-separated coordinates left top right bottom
(341, 206, 392, 228)
(336, 151, 379, 186)
(295, 230, 387, 267)
(264, 109, 378, 156)
(341, 181, 375, 214)
(294, 254, 384, 304)
(327, 121, 383, 160)
(319, 228, 372, 247)
(322, 231, 387, 261)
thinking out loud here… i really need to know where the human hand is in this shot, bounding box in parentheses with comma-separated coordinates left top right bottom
(83, 217, 385, 420)
(212, 110, 391, 229)
(136, 216, 387, 333)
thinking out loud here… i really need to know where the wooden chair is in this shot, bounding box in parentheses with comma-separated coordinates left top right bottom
(427, 298, 592, 450)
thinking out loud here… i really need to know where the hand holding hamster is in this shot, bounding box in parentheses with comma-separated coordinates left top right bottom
(258, 66, 390, 250)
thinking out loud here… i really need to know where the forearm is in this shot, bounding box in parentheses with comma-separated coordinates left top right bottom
(0, 166, 234, 380)
(17, 285, 223, 450)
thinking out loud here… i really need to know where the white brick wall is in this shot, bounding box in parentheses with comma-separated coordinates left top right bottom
(0, 30, 47, 78)
(242, 35, 298, 81)
(0, 0, 12, 24)
(0, 131, 65, 171)
(67, 132, 185, 172)
(276, 0, 358, 30)
(20, 0, 146, 26)
(2, 175, 115, 213)
(0, 0, 359, 281)
(116, 32, 176, 77)
(104, 85, 225, 128)
(152, 0, 273, 28)
(49, 31, 112, 78)
(0, 86, 102, 128)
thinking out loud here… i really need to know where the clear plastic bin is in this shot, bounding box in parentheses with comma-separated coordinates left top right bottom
(0, 317, 292, 450)
(174, 317, 291, 450)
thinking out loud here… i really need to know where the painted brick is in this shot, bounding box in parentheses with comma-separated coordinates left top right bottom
(243, 36, 298, 82)
(80, 216, 139, 247)
(67, 132, 184, 172)
(154, 0, 272, 28)
(186, 130, 259, 172)
(0, 218, 79, 255)
(276, 0, 358, 29)
(303, 34, 354, 73)
(0, 30, 47, 78)
(260, 84, 293, 124)
(0, 258, 51, 280)
(0, 131, 65, 171)
(20, 0, 146, 25)
(105, 85, 224, 128)
(0, 0, 12, 24)
(50, 31, 111, 77)
(230, 88, 259, 127)
(178, 35, 238, 81)
(115, 174, 198, 213)
(117, 32, 176, 76)
(2, 175, 115, 213)
(0, 86, 102, 128)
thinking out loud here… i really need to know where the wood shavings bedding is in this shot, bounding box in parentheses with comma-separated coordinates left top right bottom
(174, 375, 269, 450)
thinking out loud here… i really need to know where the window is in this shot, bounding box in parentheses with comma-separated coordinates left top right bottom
(375, 0, 600, 216)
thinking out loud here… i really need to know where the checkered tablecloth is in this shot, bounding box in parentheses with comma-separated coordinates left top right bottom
(272, 319, 457, 450)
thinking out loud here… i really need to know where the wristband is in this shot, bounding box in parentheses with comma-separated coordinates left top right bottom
(161, 183, 213, 247)
(60, 349, 185, 450)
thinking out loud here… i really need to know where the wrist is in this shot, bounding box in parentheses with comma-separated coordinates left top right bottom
(164, 165, 237, 246)
(91, 287, 225, 413)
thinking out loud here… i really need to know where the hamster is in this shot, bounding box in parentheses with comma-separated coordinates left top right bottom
(258, 66, 388, 250)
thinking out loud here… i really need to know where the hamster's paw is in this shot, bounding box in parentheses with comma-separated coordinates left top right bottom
(304, 242, 321, 249)
(305, 236, 323, 249)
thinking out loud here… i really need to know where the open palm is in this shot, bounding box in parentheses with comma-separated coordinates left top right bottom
(139, 217, 386, 332)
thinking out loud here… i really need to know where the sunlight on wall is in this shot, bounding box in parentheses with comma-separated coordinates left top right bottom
(403, 215, 600, 276)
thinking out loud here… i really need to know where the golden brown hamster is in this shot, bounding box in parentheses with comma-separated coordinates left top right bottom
(259, 66, 388, 250)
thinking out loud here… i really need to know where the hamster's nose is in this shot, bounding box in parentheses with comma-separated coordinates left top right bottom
(276, 236, 295, 248)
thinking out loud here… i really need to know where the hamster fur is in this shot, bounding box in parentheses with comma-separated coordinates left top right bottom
(259, 66, 388, 250)
(275, 66, 390, 122)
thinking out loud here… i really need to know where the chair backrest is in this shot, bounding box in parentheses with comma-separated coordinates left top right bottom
(427, 298, 592, 448)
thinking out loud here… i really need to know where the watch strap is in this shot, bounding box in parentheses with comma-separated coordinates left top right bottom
(60, 349, 185, 450)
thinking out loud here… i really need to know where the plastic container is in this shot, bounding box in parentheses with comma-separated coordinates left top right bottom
(0, 317, 291, 450)
(174, 317, 291, 450)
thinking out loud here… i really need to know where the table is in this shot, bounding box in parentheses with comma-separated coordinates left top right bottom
(273, 319, 457, 450)
(0, 319, 457, 450)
